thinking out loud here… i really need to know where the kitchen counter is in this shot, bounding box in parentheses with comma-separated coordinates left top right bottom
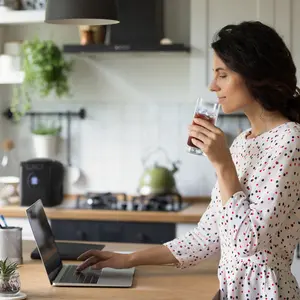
(0, 201, 209, 223)
(19, 240, 220, 300)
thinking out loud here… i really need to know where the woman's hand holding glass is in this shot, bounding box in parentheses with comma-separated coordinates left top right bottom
(188, 117, 232, 169)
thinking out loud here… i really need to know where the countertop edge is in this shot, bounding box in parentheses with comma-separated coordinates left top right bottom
(0, 202, 209, 223)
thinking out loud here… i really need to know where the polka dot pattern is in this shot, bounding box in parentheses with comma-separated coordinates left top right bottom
(165, 122, 300, 299)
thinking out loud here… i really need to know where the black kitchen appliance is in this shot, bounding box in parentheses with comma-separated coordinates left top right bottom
(20, 158, 64, 207)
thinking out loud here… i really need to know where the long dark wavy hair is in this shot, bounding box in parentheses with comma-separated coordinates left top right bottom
(211, 21, 300, 123)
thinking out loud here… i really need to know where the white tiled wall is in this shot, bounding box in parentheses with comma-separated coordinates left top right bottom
(3, 91, 249, 196)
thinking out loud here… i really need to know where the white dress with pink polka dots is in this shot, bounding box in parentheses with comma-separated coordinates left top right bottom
(165, 122, 300, 299)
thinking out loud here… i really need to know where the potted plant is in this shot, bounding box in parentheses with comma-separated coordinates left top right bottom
(0, 258, 20, 296)
(11, 38, 73, 121)
(31, 122, 62, 158)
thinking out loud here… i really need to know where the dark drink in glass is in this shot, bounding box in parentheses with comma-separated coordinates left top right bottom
(187, 113, 215, 147)
(187, 98, 220, 156)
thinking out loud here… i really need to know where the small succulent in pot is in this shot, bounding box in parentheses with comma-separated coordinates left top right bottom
(0, 258, 20, 296)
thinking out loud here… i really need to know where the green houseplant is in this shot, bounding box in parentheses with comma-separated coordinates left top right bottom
(11, 38, 73, 121)
(31, 123, 62, 136)
(0, 258, 20, 296)
(31, 122, 62, 158)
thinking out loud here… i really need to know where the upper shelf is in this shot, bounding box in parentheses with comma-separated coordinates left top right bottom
(0, 71, 24, 84)
(63, 44, 190, 53)
(0, 9, 45, 24)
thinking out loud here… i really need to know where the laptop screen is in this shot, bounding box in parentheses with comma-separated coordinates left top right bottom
(26, 199, 63, 284)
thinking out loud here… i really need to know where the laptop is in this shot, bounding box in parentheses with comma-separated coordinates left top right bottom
(26, 199, 135, 287)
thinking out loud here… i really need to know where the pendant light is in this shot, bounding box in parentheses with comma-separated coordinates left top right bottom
(45, 0, 119, 26)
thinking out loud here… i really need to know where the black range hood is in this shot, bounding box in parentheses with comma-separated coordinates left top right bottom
(63, 0, 190, 53)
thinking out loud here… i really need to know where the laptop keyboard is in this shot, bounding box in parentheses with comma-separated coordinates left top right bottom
(59, 265, 100, 284)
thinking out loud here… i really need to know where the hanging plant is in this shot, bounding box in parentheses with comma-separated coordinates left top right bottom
(11, 38, 73, 121)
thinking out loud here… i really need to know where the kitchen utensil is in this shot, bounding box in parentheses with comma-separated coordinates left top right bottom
(138, 147, 180, 196)
(65, 112, 81, 186)
(0, 226, 23, 264)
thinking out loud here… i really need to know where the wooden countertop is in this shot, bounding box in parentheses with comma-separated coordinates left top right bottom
(18, 240, 219, 300)
(0, 202, 210, 223)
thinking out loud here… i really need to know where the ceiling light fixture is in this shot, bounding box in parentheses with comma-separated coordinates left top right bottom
(45, 0, 119, 26)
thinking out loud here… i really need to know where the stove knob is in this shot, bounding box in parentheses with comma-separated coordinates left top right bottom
(133, 203, 139, 211)
(144, 203, 152, 211)
(121, 202, 127, 210)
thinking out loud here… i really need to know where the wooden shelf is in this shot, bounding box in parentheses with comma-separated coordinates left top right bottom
(0, 9, 45, 24)
(63, 44, 191, 53)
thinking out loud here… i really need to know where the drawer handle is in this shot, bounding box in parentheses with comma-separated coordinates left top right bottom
(76, 230, 87, 241)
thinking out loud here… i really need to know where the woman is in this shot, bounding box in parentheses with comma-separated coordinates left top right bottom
(77, 21, 300, 299)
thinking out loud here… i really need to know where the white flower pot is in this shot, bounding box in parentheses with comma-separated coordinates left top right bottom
(32, 134, 59, 158)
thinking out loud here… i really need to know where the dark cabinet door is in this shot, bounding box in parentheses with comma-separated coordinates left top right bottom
(122, 222, 175, 244)
(51, 220, 175, 244)
(110, 0, 163, 45)
(51, 220, 102, 241)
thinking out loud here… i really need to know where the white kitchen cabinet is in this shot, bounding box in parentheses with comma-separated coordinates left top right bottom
(190, 0, 299, 97)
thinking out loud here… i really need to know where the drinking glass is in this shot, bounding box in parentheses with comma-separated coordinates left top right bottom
(186, 97, 220, 156)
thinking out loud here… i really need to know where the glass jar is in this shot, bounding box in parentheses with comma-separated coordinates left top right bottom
(0, 139, 20, 206)
(0, 273, 21, 296)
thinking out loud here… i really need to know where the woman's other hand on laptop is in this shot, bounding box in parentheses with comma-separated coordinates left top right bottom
(76, 250, 132, 272)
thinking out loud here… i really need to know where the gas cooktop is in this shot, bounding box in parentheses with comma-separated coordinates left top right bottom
(75, 192, 188, 212)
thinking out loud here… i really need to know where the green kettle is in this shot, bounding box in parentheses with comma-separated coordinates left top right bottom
(138, 147, 180, 196)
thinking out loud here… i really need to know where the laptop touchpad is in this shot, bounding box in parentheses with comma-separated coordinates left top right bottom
(86, 267, 102, 276)
(98, 268, 135, 287)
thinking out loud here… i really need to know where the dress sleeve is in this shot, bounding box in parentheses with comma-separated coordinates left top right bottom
(220, 140, 300, 256)
(164, 197, 220, 269)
